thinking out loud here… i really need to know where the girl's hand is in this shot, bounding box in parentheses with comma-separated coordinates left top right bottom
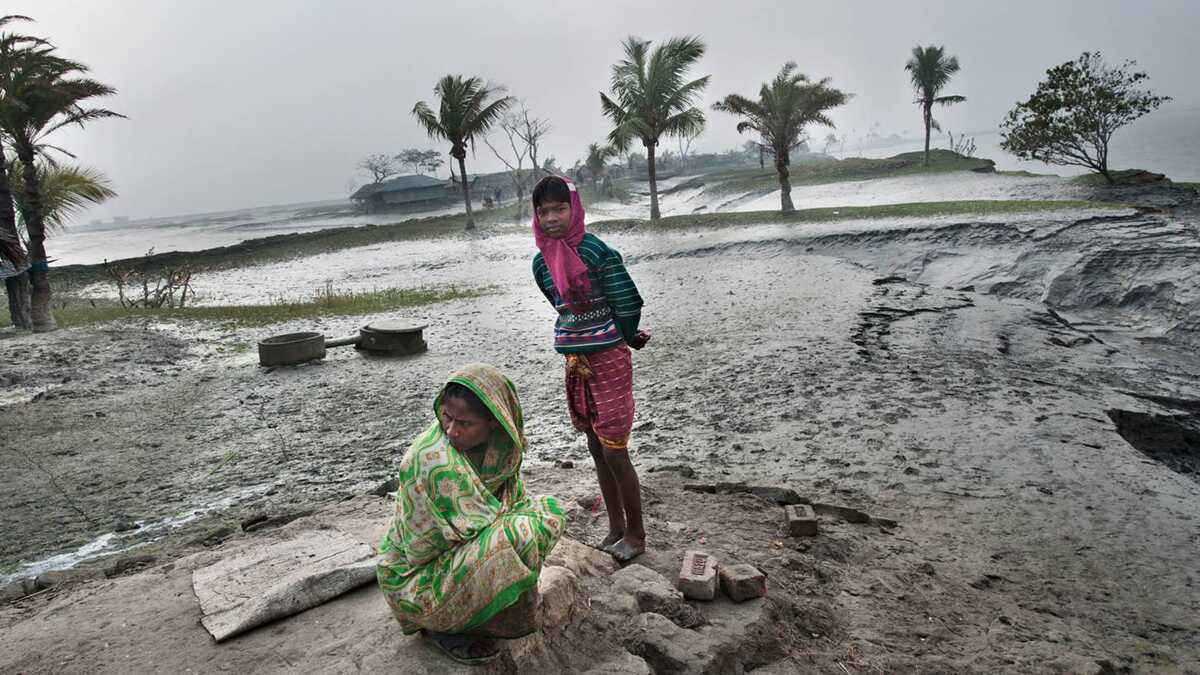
(629, 329, 651, 350)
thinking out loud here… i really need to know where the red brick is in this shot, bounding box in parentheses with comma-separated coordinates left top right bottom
(785, 504, 818, 537)
(718, 563, 767, 602)
(676, 550, 718, 601)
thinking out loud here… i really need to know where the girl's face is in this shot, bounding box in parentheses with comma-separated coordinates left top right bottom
(439, 395, 497, 452)
(537, 200, 571, 239)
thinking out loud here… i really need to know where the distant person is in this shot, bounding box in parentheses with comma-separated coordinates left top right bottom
(494, 186, 503, 205)
(530, 175, 651, 562)
(377, 364, 565, 665)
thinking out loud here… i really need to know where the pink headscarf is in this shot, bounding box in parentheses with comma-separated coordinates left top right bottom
(532, 177, 592, 309)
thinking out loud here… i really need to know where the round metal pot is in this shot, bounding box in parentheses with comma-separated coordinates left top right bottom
(257, 331, 325, 366)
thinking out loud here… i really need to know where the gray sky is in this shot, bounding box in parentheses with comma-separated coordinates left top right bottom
(10, 0, 1200, 221)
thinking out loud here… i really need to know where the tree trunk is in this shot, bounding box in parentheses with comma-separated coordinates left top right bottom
(457, 155, 475, 230)
(515, 184, 527, 222)
(776, 153, 795, 213)
(0, 148, 32, 330)
(0, 149, 19, 243)
(5, 273, 32, 330)
(646, 141, 661, 221)
(759, 145, 765, 169)
(923, 104, 932, 167)
(18, 149, 56, 332)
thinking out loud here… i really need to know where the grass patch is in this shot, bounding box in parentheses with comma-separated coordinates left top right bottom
(1, 285, 488, 330)
(1068, 169, 1184, 187)
(1174, 181, 1199, 191)
(997, 170, 1054, 178)
(700, 150, 996, 196)
(578, 178, 633, 205)
(593, 199, 1125, 231)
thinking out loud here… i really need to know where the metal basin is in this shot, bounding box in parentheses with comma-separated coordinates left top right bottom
(257, 332, 325, 366)
(358, 319, 428, 355)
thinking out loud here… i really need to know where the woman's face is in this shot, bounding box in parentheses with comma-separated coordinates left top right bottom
(439, 395, 497, 452)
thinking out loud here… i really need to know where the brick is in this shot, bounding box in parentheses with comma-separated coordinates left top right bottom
(811, 502, 870, 524)
(676, 550, 718, 601)
(785, 504, 818, 537)
(719, 563, 767, 602)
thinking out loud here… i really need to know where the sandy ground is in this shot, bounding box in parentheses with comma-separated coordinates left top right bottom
(1, 175, 1199, 673)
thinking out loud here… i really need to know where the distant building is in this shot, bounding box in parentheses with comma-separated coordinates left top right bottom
(350, 174, 459, 211)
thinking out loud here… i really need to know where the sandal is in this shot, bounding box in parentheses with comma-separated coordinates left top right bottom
(423, 630, 500, 665)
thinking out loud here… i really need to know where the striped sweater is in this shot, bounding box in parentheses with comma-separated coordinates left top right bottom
(532, 233, 643, 355)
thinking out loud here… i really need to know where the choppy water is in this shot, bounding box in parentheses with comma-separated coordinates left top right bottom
(856, 108, 1200, 181)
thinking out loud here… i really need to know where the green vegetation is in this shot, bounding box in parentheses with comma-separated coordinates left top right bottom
(1000, 52, 1170, 182)
(701, 150, 994, 196)
(1, 285, 487, 329)
(997, 170, 1053, 178)
(593, 199, 1123, 231)
(600, 35, 709, 220)
(578, 178, 633, 206)
(712, 62, 850, 212)
(412, 75, 514, 229)
(0, 15, 124, 331)
(1068, 169, 1168, 186)
(904, 45, 967, 167)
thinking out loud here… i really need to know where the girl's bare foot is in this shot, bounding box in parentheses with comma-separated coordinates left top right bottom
(608, 536, 645, 562)
(598, 530, 624, 552)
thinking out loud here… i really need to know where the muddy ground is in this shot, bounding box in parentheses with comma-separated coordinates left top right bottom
(1, 177, 1199, 673)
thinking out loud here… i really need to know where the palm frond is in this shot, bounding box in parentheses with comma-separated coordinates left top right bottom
(601, 34, 709, 148)
(8, 159, 116, 233)
(412, 101, 447, 141)
(712, 62, 849, 159)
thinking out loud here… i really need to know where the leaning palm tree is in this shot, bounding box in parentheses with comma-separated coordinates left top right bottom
(412, 75, 513, 230)
(0, 26, 123, 332)
(600, 35, 709, 220)
(905, 45, 966, 167)
(713, 63, 850, 212)
(8, 159, 116, 234)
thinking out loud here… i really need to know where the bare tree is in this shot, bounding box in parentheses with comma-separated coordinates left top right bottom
(484, 104, 549, 218)
(359, 154, 399, 184)
(512, 103, 552, 177)
(822, 132, 839, 156)
(676, 127, 702, 170)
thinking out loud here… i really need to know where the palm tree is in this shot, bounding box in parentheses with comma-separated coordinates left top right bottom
(600, 35, 709, 220)
(584, 142, 617, 184)
(8, 159, 116, 234)
(412, 75, 513, 230)
(905, 45, 966, 167)
(713, 63, 850, 212)
(0, 14, 41, 329)
(0, 23, 122, 332)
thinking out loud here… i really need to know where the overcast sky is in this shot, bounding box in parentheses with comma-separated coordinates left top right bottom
(10, 0, 1199, 221)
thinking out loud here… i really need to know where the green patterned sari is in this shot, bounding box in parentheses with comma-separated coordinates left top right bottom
(376, 364, 564, 637)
